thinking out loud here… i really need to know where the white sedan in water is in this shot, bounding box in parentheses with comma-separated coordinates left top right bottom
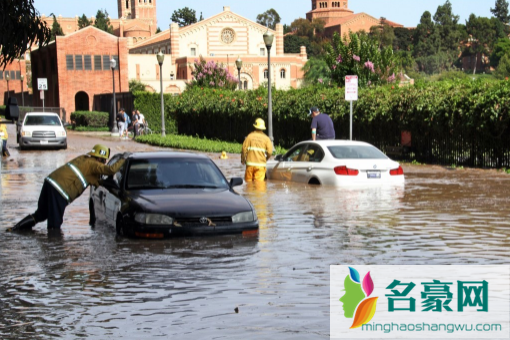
(266, 140, 404, 186)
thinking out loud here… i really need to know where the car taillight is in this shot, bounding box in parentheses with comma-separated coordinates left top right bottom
(334, 166, 359, 176)
(390, 166, 404, 176)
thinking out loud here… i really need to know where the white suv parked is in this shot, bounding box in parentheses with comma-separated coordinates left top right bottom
(17, 112, 68, 150)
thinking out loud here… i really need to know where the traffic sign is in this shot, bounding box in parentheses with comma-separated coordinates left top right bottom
(345, 75, 358, 101)
(38, 78, 48, 91)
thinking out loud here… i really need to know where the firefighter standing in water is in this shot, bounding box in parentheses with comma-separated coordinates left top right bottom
(241, 118, 273, 182)
(7, 144, 128, 232)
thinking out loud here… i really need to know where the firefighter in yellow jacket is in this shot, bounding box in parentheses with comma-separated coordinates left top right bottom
(7, 144, 127, 232)
(242, 118, 273, 182)
(0, 121, 9, 157)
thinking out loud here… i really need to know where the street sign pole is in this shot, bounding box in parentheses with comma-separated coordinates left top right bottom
(40, 90, 45, 112)
(345, 75, 358, 141)
(37, 78, 48, 112)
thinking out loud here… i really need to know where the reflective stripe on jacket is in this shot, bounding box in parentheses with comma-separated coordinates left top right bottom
(47, 155, 125, 203)
(242, 131, 273, 168)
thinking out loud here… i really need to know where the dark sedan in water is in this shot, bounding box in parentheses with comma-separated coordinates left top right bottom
(89, 152, 259, 238)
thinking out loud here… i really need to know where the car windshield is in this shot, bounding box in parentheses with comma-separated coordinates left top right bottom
(126, 158, 229, 190)
(24, 115, 61, 126)
(328, 145, 388, 159)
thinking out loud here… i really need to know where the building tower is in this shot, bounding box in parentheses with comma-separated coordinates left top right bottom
(306, 0, 354, 25)
(118, 0, 158, 34)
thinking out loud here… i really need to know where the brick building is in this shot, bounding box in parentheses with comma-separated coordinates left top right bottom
(129, 6, 308, 93)
(306, 0, 403, 38)
(30, 26, 129, 121)
(1, 59, 28, 105)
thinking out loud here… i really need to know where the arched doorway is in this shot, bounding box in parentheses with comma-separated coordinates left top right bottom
(75, 91, 89, 111)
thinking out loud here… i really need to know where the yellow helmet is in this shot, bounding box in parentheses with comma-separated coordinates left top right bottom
(253, 118, 266, 130)
(88, 144, 110, 160)
(220, 151, 228, 160)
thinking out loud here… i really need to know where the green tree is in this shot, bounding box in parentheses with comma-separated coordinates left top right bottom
(433, 0, 462, 53)
(491, 0, 510, 23)
(50, 14, 64, 41)
(78, 14, 91, 29)
(284, 35, 311, 54)
(465, 14, 499, 73)
(0, 0, 51, 68)
(369, 20, 395, 49)
(490, 38, 510, 67)
(94, 9, 114, 34)
(256, 9, 281, 30)
(323, 32, 401, 87)
(129, 79, 147, 93)
(393, 27, 414, 51)
(156, 27, 161, 34)
(290, 18, 314, 38)
(413, 11, 438, 58)
(171, 7, 197, 27)
(199, 12, 203, 21)
(302, 57, 330, 86)
(494, 52, 510, 78)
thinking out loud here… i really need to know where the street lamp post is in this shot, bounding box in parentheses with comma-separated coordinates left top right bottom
(5, 73, 10, 99)
(110, 58, 118, 133)
(156, 51, 166, 137)
(263, 29, 274, 144)
(20, 75, 24, 107)
(235, 57, 243, 90)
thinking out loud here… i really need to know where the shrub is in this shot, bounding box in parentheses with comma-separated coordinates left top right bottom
(70, 111, 109, 128)
(187, 56, 238, 90)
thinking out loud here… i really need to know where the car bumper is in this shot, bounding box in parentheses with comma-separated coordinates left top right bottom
(20, 137, 67, 148)
(126, 220, 259, 238)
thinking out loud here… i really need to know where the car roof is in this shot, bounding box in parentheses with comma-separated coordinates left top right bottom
(295, 140, 375, 147)
(127, 151, 210, 160)
(25, 112, 60, 117)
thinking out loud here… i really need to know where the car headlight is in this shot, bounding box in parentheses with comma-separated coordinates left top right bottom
(135, 213, 173, 225)
(21, 131, 32, 137)
(57, 130, 66, 137)
(232, 211, 255, 223)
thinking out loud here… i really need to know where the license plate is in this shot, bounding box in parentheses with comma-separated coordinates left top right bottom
(40, 140, 48, 144)
(367, 171, 381, 179)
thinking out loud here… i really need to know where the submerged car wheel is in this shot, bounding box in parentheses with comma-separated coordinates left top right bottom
(308, 177, 321, 185)
(116, 214, 132, 237)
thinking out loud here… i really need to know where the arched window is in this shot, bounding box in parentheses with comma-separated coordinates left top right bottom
(280, 69, 286, 79)
(126, 0, 129, 9)
(263, 69, 268, 79)
(244, 81, 248, 90)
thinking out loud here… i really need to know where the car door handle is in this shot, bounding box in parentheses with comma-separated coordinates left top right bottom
(307, 166, 313, 172)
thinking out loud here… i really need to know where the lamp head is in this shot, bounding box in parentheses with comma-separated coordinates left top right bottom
(5, 73, 10, 81)
(21, 74, 24, 81)
(110, 58, 117, 70)
(235, 57, 243, 70)
(263, 29, 274, 48)
(156, 51, 165, 65)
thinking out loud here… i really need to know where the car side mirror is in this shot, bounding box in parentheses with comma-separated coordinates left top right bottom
(229, 177, 243, 187)
(275, 154, 283, 161)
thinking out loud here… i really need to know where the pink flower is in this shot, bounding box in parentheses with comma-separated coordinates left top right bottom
(387, 73, 396, 83)
(318, 78, 323, 84)
(332, 65, 337, 70)
(364, 60, 375, 73)
(353, 55, 361, 62)
(209, 81, 215, 86)
(336, 54, 343, 63)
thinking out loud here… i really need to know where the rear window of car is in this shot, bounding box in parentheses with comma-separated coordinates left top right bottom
(328, 145, 388, 159)
(24, 115, 62, 126)
(126, 158, 229, 190)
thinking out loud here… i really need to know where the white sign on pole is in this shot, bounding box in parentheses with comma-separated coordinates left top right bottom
(37, 78, 48, 91)
(40, 90, 44, 100)
(345, 75, 358, 101)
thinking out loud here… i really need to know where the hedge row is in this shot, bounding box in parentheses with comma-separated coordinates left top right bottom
(134, 80, 510, 150)
(70, 111, 109, 127)
(132, 92, 177, 134)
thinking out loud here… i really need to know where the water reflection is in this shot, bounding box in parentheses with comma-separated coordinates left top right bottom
(1, 144, 510, 339)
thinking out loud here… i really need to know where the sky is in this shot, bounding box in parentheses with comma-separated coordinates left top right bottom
(33, 0, 494, 28)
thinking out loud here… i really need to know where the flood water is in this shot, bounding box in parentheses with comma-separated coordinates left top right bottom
(1, 129, 509, 339)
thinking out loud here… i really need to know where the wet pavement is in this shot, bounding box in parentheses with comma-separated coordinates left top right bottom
(1, 126, 510, 339)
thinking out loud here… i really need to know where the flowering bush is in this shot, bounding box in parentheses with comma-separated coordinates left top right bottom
(188, 56, 238, 90)
(323, 32, 401, 87)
